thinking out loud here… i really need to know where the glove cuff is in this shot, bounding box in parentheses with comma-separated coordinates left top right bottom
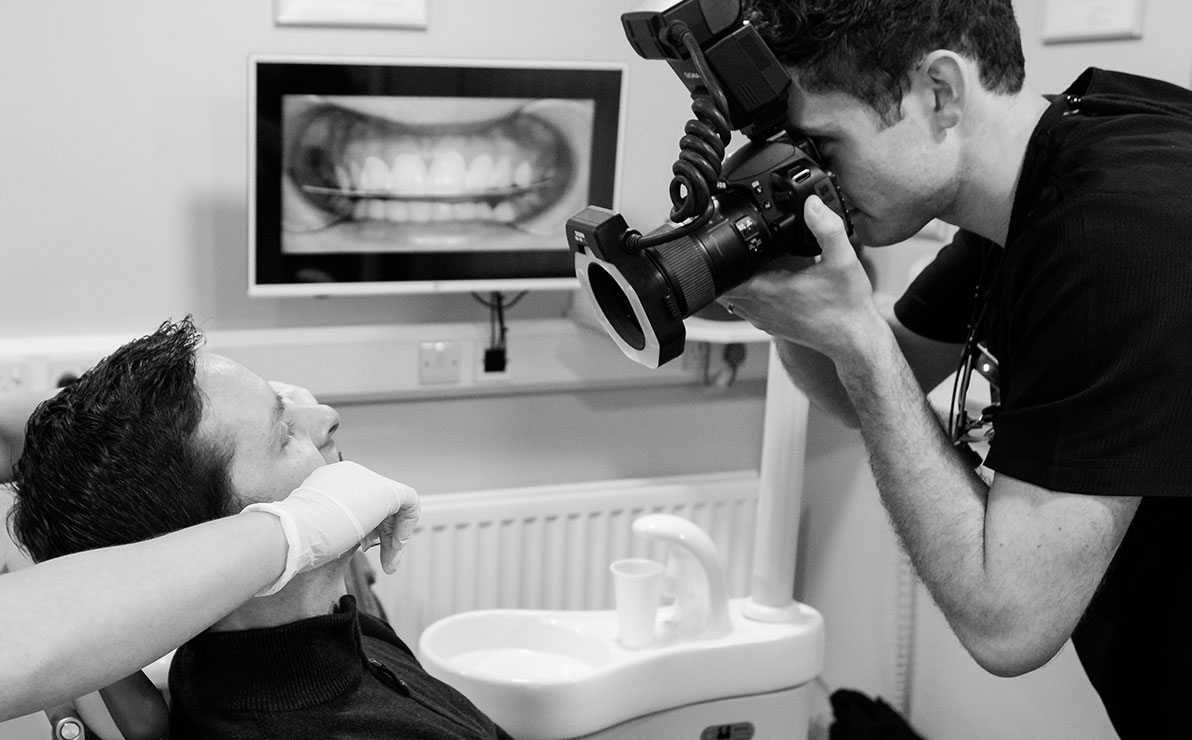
(242, 502, 307, 597)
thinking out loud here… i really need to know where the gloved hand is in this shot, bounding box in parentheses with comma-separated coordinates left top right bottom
(242, 461, 420, 596)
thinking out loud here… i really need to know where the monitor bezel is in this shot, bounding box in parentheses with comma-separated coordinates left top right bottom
(248, 54, 627, 297)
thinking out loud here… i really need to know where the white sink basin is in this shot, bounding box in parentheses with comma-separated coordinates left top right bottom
(418, 597, 824, 740)
(431, 612, 617, 682)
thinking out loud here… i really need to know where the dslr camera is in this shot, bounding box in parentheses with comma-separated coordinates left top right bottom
(566, 0, 851, 368)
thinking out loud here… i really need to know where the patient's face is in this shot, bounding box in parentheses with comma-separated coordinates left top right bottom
(194, 353, 342, 505)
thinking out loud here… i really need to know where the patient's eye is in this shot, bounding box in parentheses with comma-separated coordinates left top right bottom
(281, 419, 296, 447)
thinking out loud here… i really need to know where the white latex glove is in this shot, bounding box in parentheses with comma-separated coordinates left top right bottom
(243, 461, 420, 596)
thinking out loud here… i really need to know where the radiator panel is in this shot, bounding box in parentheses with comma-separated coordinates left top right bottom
(366, 472, 761, 646)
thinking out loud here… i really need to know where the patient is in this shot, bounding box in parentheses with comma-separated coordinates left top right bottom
(10, 318, 513, 740)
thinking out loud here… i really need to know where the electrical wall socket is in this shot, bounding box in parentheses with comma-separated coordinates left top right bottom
(418, 341, 462, 385)
(476, 342, 512, 382)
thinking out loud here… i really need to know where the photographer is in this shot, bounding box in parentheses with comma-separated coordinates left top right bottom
(718, 2, 1192, 738)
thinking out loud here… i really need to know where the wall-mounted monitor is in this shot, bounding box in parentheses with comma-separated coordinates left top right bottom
(249, 55, 626, 296)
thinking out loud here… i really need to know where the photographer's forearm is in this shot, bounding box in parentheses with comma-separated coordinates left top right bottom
(834, 319, 993, 619)
(774, 339, 860, 427)
(770, 295, 961, 430)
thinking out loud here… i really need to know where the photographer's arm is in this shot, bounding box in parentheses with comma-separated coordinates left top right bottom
(742, 294, 962, 429)
(725, 197, 1137, 675)
(835, 314, 1136, 674)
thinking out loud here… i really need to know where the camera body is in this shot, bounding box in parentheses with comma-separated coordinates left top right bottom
(569, 136, 846, 367)
(566, 0, 852, 368)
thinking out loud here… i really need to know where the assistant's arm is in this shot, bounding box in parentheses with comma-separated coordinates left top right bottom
(723, 197, 1137, 675)
(0, 460, 419, 720)
(0, 511, 287, 719)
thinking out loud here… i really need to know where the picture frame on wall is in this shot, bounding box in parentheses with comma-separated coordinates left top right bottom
(1040, 0, 1145, 44)
(275, 0, 429, 29)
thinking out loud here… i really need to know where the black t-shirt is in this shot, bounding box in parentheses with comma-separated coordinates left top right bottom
(895, 68, 1192, 739)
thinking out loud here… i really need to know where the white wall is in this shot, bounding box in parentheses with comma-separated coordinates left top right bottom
(1016, 0, 1192, 92)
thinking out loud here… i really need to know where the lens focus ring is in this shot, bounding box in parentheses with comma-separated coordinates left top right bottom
(651, 235, 716, 315)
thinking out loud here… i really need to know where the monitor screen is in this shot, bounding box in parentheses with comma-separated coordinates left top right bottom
(249, 55, 626, 296)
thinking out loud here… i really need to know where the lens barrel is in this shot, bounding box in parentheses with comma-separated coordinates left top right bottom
(568, 136, 849, 368)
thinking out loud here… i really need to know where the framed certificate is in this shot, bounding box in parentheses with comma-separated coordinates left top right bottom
(275, 0, 429, 29)
(1041, 0, 1145, 43)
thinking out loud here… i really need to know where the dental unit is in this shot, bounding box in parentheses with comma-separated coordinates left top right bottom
(420, 491, 825, 740)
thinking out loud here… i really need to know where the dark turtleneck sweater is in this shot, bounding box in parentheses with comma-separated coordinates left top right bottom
(168, 595, 513, 739)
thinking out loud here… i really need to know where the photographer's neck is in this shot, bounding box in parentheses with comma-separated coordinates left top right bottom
(952, 84, 1051, 247)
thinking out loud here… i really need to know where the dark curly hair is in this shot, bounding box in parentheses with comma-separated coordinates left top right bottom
(746, 0, 1025, 123)
(9, 317, 237, 563)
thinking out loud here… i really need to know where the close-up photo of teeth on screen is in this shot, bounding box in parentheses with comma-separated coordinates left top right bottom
(281, 95, 592, 254)
(248, 57, 623, 296)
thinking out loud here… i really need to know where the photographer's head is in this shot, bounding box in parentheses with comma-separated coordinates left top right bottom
(746, 0, 1025, 125)
(745, 0, 1030, 246)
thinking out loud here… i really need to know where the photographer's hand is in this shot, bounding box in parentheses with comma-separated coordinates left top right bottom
(720, 195, 881, 360)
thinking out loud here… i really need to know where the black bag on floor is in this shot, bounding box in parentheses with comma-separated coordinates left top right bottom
(829, 689, 925, 740)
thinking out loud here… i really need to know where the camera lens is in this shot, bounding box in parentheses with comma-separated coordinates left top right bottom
(649, 234, 717, 316)
(569, 134, 848, 368)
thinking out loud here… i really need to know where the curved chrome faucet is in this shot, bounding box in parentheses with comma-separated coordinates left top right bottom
(632, 513, 732, 640)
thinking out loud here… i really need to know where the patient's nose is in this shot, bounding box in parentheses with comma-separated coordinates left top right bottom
(295, 403, 340, 446)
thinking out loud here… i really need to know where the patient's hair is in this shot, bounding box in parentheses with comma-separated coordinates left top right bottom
(745, 0, 1026, 124)
(10, 317, 237, 563)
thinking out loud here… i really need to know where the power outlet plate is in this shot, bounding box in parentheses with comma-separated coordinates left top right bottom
(418, 341, 462, 385)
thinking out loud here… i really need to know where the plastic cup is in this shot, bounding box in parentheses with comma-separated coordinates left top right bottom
(610, 557, 664, 648)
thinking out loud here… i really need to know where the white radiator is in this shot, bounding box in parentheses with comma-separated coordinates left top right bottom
(367, 471, 761, 646)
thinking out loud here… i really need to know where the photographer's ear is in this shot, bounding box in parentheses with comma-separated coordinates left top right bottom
(918, 50, 967, 131)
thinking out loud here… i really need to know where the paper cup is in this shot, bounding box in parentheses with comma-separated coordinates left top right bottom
(610, 557, 664, 648)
